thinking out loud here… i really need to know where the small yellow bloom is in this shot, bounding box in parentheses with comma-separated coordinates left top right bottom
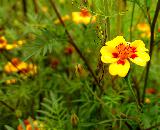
(4, 58, 37, 77)
(100, 36, 150, 77)
(137, 23, 151, 38)
(0, 36, 7, 49)
(4, 62, 19, 73)
(41, 6, 48, 13)
(54, 15, 70, 24)
(5, 78, 17, 85)
(17, 119, 44, 130)
(145, 98, 151, 104)
(5, 40, 25, 50)
(5, 44, 17, 50)
(72, 9, 96, 24)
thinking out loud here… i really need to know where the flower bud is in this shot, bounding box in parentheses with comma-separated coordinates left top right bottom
(146, 88, 156, 94)
(145, 98, 151, 104)
(75, 64, 87, 77)
(64, 45, 74, 55)
(71, 113, 79, 128)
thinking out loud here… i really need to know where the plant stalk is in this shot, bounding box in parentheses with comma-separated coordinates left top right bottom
(142, 0, 160, 103)
(49, 0, 101, 89)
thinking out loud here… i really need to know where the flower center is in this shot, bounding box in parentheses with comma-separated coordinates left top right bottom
(80, 9, 90, 17)
(112, 43, 137, 65)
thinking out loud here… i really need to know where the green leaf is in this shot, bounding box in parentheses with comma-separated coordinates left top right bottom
(4, 125, 15, 130)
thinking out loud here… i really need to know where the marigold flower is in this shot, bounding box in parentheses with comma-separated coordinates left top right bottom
(6, 40, 25, 50)
(72, 9, 96, 24)
(5, 78, 17, 85)
(100, 36, 150, 77)
(145, 98, 151, 104)
(17, 119, 44, 130)
(137, 23, 150, 38)
(4, 58, 37, 77)
(0, 36, 7, 49)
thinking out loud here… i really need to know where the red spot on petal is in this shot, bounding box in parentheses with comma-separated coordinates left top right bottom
(117, 60, 125, 65)
(112, 52, 118, 58)
(130, 54, 137, 59)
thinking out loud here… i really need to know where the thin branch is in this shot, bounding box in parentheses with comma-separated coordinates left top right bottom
(142, 0, 160, 103)
(49, 0, 101, 88)
(130, 1, 135, 41)
(22, 0, 27, 17)
(33, 0, 38, 14)
(0, 100, 15, 112)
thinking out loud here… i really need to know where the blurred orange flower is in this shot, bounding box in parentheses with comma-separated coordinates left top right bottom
(4, 58, 37, 77)
(0, 36, 7, 49)
(17, 119, 44, 130)
(137, 23, 150, 38)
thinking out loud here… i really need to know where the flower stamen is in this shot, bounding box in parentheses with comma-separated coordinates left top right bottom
(112, 43, 138, 65)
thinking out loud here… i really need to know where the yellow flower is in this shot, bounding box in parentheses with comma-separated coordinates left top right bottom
(145, 98, 151, 104)
(54, 15, 70, 24)
(0, 36, 7, 49)
(72, 9, 96, 24)
(41, 6, 48, 13)
(4, 58, 28, 74)
(17, 119, 44, 130)
(5, 44, 18, 50)
(5, 78, 17, 85)
(137, 23, 151, 38)
(100, 36, 150, 77)
(5, 40, 25, 50)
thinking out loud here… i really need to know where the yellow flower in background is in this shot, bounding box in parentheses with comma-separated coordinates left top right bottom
(137, 23, 150, 32)
(41, 6, 48, 13)
(145, 98, 151, 104)
(5, 44, 17, 50)
(6, 40, 25, 50)
(4, 58, 27, 73)
(137, 23, 151, 38)
(5, 78, 17, 85)
(17, 119, 44, 130)
(54, 15, 70, 24)
(0, 36, 7, 49)
(72, 8, 96, 24)
(100, 36, 150, 77)
(4, 58, 37, 77)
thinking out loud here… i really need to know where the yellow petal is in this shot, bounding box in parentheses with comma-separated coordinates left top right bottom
(72, 12, 82, 24)
(109, 60, 130, 77)
(72, 12, 96, 24)
(100, 46, 117, 63)
(130, 40, 148, 52)
(105, 36, 127, 47)
(130, 52, 150, 66)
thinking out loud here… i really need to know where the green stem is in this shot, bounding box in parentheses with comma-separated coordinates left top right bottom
(142, 0, 160, 103)
(130, 1, 135, 41)
(126, 74, 142, 112)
